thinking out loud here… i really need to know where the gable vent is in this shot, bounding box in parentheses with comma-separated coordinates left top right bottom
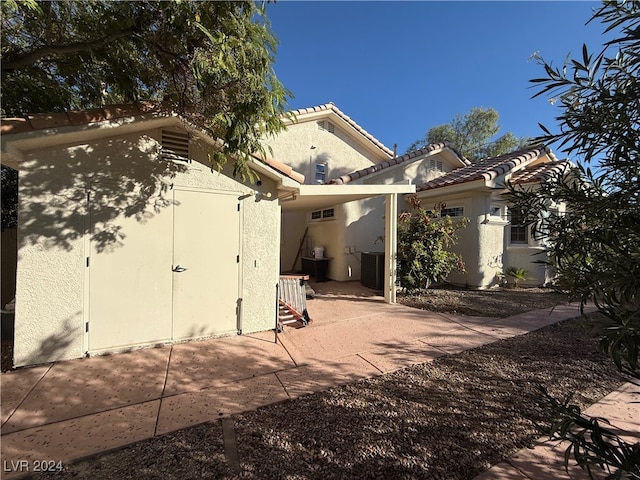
(317, 121, 335, 134)
(161, 129, 190, 162)
(429, 158, 443, 172)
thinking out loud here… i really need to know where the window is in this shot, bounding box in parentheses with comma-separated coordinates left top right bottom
(315, 162, 327, 184)
(310, 208, 335, 221)
(489, 204, 504, 218)
(440, 207, 464, 218)
(510, 209, 529, 244)
(161, 129, 190, 162)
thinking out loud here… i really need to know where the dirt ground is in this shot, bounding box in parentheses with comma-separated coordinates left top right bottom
(398, 285, 572, 318)
(32, 289, 628, 480)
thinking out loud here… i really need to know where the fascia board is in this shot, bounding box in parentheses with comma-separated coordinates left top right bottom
(298, 183, 415, 197)
(415, 179, 487, 199)
(1, 115, 184, 164)
(282, 183, 415, 212)
(246, 157, 301, 188)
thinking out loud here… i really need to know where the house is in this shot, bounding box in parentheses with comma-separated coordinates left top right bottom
(267, 104, 570, 289)
(412, 146, 570, 288)
(1, 103, 413, 367)
(265, 103, 467, 283)
(329, 144, 571, 288)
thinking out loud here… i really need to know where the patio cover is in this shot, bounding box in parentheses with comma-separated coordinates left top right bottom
(279, 183, 416, 303)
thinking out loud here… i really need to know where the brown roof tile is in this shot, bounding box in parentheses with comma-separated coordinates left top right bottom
(288, 103, 394, 157)
(329, 142, 455, 185)
(509, 160, 571, 184)
(27, 112, 72, 130)
(252, 153, 305, 184)
(1, 102, 304, 184)
(416, 146, 548, 191)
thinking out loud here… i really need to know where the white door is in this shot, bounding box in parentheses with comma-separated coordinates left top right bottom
(88, 185, 173, 352)
(171, 188, 240, 340)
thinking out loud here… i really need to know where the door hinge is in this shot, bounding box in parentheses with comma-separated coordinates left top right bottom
(237, 203, 240, 212)
(86, 257, 90, 267)
(85, 322, 89, 333)
(236, 255, 240, 263)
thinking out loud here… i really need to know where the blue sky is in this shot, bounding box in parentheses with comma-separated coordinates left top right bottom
(266, 1, 611, 157)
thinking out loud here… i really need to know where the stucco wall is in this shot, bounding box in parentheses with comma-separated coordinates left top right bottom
(13, 127, 280, 366)
(504, 246, 551, 287)
(268, 119, 386, 280)
(415, 189, 554, 289)
(412, 191, 508, 289)
(265, 120, 381, 185)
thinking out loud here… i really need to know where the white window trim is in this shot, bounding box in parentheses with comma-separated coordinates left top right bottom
(314, 162, 328, 184)
(309, 207, 336, 222)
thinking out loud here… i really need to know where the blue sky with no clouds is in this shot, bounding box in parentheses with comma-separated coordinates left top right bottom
(266, 1, 611, 158)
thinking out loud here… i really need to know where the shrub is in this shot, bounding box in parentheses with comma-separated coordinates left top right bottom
(397, 196, 468, 291)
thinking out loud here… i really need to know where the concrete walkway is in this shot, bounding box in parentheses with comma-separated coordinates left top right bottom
(1, 283, 637, 479)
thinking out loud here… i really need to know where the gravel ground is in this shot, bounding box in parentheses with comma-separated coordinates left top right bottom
(37, 314, 625, 480)
(399, 285, 572, 318)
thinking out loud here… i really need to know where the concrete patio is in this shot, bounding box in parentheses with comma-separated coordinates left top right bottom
(1, 282, 637, 479)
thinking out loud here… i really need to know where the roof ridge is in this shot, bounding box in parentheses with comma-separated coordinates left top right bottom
(329, 142, 463, 185)
(286, 103, 394, 157)
(416, 145, 550, 192)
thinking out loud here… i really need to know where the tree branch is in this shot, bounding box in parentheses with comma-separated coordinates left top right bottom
(2, 28, 137, 71)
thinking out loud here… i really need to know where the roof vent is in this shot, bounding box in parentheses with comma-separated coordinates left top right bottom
(161, 129, 190, 162)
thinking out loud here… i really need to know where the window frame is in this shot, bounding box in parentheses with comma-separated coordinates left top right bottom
(314, 162, 327, 184)
(509, 208, 529, 245)
(440, 206, 464, 218)
(309, 207, 335, 222)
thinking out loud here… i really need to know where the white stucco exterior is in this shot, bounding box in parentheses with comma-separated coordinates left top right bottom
(414, 151, 565, 289)
(2, 116, 285, 367)
(265, 107, 464, 283)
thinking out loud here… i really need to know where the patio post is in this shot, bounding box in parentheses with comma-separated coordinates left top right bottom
(384, 193, 398, 303)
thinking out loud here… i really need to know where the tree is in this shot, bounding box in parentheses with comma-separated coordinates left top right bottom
(406, 107, 530, 161)
(397, 196, 468, 291)
(1, 0, 290, 178)
(508, 2, 640, 477)
(1, 165, 18, 231)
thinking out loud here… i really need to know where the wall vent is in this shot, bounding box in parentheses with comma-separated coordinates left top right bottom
(317, 121, 336, 134)
(161, 129, 190, 162)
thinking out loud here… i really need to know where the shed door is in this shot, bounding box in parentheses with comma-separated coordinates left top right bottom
(171, 189, 240, 340)
(87, 186, 173, 351)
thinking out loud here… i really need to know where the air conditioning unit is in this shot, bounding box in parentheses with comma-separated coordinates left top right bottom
(361, 252, 385, 290)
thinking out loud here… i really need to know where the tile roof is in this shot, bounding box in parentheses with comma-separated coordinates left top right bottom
(288, 103, 394, 158)
(416, 146, 551, 191)
(329, 142, 457, 185)
(508, 159, 571, 184)
(0, 102, 304, 184)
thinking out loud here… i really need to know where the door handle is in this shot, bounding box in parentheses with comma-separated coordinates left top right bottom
(172, 265, 187, 273)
